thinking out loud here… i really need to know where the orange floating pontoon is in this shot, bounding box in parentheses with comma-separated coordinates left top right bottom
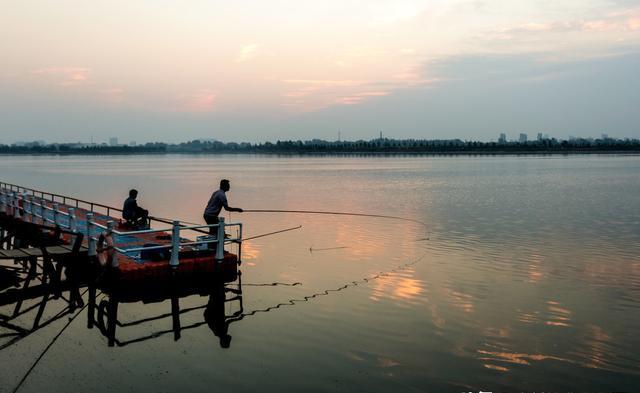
(0, 181, 243, 286)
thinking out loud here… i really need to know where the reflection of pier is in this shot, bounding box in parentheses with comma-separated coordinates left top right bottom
(0, 180, 244, 348)
(0, 214, 87, 348)
(89, 270, 243, 348)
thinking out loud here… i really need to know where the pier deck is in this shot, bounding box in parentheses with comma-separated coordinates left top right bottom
(0, 182, 243, 282)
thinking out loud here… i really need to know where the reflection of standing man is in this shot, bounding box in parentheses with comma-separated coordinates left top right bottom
(204, 281, 232, 348)
(203, 179, 243, 236)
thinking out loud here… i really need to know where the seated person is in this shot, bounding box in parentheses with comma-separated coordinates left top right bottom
(122, 189, 149, 229)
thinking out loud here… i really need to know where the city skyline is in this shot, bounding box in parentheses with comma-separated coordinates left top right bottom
(1, 1, 639, 143)
(6, 132, 636, 150)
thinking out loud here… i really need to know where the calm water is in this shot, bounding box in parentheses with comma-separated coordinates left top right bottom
(1, 154, 639, 392)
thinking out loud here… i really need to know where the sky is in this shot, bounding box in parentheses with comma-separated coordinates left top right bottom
(1, 0, 639, 144)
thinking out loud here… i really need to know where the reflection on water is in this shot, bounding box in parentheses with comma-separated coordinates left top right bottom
(1, 154, 640, 392)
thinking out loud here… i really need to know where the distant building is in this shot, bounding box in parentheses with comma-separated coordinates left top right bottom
(129, 141, 137, 147)
(519, 133, 527, 143)
(537, 133, 543, 141)
(498, 133, 507, 144)
(109, 137, 118, 146)
(601, 133, 609, 140)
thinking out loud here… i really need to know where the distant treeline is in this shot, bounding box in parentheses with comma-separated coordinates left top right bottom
(2, 137, 640, 155)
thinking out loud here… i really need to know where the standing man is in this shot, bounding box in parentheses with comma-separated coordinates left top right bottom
(203, 179, 243, 236)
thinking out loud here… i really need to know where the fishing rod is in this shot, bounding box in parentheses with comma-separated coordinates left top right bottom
(244, 225, 302, 241)
(152, 214, 303, 243)
(149, 216, 210, 236)
(309, 246, 349, 252)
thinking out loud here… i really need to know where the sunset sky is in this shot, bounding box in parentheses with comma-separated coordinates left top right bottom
(1, 0, 639, 143)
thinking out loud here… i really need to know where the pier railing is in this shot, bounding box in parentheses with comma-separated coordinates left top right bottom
(0, 184, 243, 267)
(0, 181, 167, 227)
(86, 216, 242, 267)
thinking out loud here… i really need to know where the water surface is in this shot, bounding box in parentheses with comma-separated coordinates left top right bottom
(1, 154, 639, 392)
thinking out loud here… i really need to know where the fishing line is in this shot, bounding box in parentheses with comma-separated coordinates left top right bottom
(244, 209, 429, 240)
(244, 209, 427, 227)
(12, 288, 96, 393)
(243, 282, 302, 287)
(237, 250, 427, 318)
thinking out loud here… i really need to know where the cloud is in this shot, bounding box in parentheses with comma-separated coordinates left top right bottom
(31, 67, 91, 86)
(281, 79, 384, 110)
(281, 76, 430, 111)
(174, 89, 216, 112)
(236, 44, 261, 63)
(334, 91, 389, 105)
(101, 88, 125, 104)
(303, 51, 640, 140)
(488, 6, 640, 37)
(630, 17, 640, 30)
(283, 79, 365, 86)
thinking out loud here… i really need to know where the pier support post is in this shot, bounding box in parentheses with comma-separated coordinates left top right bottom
(216, 217, 225, 262)
(237, 223, 243, 264)
(170, 221, 180, 268)
(87, 213, 96, 257)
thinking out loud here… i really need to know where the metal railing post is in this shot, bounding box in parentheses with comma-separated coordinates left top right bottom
(28, 195, 36, 221)
(107, 221, 118, 267)
(34, 197, 43, 223)
(0, 191, 4, 241)
(87, 213, 96, 257)
(7, 192, 12, 216)
(23, 195, 32, 223)
(170, 221, 180, 267)
(0, 191, 6, 213)
(68, 208, 77, 232)
(216, 217, 225, 261)
(52, 203, 59, 226)
(13, 193, 21, 219)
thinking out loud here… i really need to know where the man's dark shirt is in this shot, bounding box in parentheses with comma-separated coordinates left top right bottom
(123, 197, 138, 220)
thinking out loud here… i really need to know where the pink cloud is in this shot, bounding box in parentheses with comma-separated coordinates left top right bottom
(487, 7, 640, 38)
(175, 89, 216, 112)
(282, 79, 380, 110)
(32, 67, 90, 86)
(101, 88, 125, 104)
(283, 79, 365, 86)
(582, 19, 619, 32)
(335, 91, 389, 105)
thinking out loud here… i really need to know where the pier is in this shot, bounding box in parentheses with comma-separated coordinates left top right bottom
(0, 181, 244, 347)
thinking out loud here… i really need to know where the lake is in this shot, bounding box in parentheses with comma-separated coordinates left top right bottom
(1, 154, 639, 392)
